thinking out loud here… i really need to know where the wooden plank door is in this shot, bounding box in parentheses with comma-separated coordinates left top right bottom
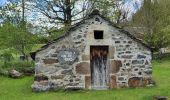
(90, 46, 109, 90)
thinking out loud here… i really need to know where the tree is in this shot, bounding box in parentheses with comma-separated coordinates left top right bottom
(89, 0, 129, 25)
(131, 0, 170, 52)
(33, 0, 128, 29)
(0, 0, 38, 60)
(0, 1, 22, 25)
(0, 21, 36, 60)
(34, 0, 90, 29)
(0, 49, 14, 67)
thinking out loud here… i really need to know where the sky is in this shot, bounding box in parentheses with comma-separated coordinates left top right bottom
(0, 0, 143, 31)
(0, 0, 142, 8)
(0, 0, 6, 6)
(123, 0, 142, 17)
(0, 0, 142, 13)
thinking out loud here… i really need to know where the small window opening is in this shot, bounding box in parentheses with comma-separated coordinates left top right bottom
(95, 17, 100, 22)
(94, 30, 103, 39)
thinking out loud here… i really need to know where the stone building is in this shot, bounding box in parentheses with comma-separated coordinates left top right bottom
(31, 10, 153, 91)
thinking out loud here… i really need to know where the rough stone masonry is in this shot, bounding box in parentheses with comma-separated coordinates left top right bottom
(31, 10, 153, 92)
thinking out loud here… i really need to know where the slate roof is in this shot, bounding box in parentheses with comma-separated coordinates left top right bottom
(30, 10, 151, 60)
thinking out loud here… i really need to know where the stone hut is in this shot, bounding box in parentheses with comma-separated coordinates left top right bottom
(31, 10, 153, 91)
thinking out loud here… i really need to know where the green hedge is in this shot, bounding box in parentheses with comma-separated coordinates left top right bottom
(12, 61, 35, 71)
(153, 53, 170, 60)
(1, 61, 35, 71)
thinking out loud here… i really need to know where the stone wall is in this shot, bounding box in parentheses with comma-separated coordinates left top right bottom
(111, 32, 152, 88)
(32, 15, 152, 91)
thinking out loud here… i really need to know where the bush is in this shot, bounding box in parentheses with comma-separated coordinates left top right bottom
(1, 61, 34, 70)
(153, 53, 170, 60)
(0, 60, 13, 69)
(0, 68, 9, 76)
(0, 50, 14, 67)
(12, 61, 35, 71)
(0, 60, 35, 77)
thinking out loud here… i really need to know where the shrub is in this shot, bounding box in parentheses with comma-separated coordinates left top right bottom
(153, 53, 170, 60)
(12, 61, 35, 71)
(0, 67, 9, 76)
(0, 50, 14, 68)
(0, 60, 35, 77)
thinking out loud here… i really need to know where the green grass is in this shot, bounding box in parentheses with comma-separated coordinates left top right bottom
(0, 60, 170, 100)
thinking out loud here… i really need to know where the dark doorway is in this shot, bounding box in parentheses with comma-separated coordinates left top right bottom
(90, 46, 109, 90)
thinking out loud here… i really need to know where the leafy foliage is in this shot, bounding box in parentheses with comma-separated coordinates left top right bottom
(0, 21, 37, 60)
(0, 49, 14, 66)
(132, 0, 170, 52)
(12, 61, 35, 71)
(91, 0, 127, 24)
(34, 0, 91, 28)
(0, 1, 22, 25)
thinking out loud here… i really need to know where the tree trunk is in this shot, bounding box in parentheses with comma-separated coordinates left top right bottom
(64, 0, 72, 29)
(21, 0, 26, 29)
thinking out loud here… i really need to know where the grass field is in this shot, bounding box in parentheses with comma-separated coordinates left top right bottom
(0, 59, 170, 100)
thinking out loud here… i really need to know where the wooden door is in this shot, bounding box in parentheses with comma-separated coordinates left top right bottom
(90, 46, 109, 90)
